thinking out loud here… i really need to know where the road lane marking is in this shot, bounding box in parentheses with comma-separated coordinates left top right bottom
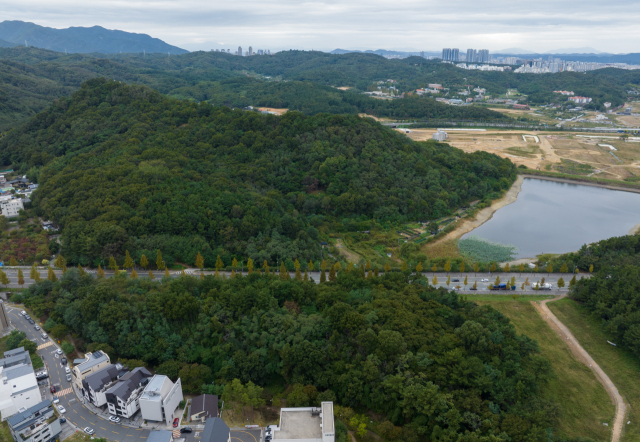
(101, 427, 107, 430)
(113, 431, 119, 434)
(81, 416, 86, 420)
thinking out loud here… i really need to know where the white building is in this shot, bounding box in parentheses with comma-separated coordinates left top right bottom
(1, 199, 24, 218)
(432, 131, 448, 141)
(105, 367, 153, 418)
(7, 399, 61, 442)
(139, 375, 183, 427)
(0, 348, 42, 420)
(72, 350, 111, 391)
(270, 402, 335, 442)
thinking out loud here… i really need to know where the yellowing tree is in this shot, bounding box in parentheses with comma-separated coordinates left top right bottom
(200, 271, 205, 280)
(130, 269, 138, 279)
(560, 262, 568, 273)
(263, 260, 270, 274)
(77, 264, 86, 276)
(30, 264, 39, 281)
(365, 261, 371, 271)
(156, 250, 164, 270)
(589, 264, 594, 273)
(494, 275, 501, 286)
(53, 255, 65, 268)
(10, 257, 18, 267)
(303, 270, 309, 281)
(279, 262, 289, 280)
(308, 260, 314, 272)
(232, 257, 238, 269)
(444, 259, 451, 273)
(431, 264, 437, 272)
(148, 270, 155, 280)
(346, 262, 354, 273)
(416, 262, 423, 273)
(557, 277, 565, 290)
(504, 263, 510, 272)
(459, 261, 465, 273)
(215, 255, 224, 270)
(474, 263, 479, 274)
(401, 262, 408, 272)
(546, 263, 553, 274)
(569, 274, 577, 288)
(446, 275, 450, 286)
(321, 260, 327, 271)
(328, 265, 336, 282)
(534, 265, 539, 272)
(123, 250, 134, 270)
(463, 275, 468, 287)
(432, 274, 438, 285)
(140, 254, 149, 269)
(518, 263, 524, 272)
(17, 269, 24, 286)
(490, 262, 497, 272)
(384, 262, 391, 272)
(0, 270, 9, 287)
(247, 258, 254, 274)
(195, 252, 205, 270)
(335, 262, 342, 271)
(164, 268, 170, 278)
(47, 267, 57, 282)
(97, 265, 105, 279)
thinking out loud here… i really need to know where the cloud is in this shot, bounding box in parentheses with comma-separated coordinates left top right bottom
(1, 0, 639, 52)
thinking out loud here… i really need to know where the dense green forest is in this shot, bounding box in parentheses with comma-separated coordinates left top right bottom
(2, 46, 638, 130)
(557, 235, 640, 359)
(15, 269, 561, 441)
(0, 79, 516, 267)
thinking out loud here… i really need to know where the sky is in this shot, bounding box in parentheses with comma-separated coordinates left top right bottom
(2, 0, 640, 53)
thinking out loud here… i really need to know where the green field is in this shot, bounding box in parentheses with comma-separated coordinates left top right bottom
(458, 235, 517, 262)
(549, 298, 640, 442)
(477, 298, 613, 441)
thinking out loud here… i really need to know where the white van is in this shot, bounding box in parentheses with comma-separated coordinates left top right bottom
(41, 332, 48, 339)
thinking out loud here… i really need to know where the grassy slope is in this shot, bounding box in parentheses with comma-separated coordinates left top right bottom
(549, 298, 640, 442)
(476, 298, 613, 441)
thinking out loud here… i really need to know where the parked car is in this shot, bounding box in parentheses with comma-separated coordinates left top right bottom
(108, 416, 121, 423)
(50, 385, 56, 393)
(64, 367, 70, 374)
(59, 418, 66, 424)
(180, 428, 193, 433)
(20, 310, 26, 315)
(35, 371, 48, 380)
(56, 349, 63, 355)
(41, 333, 48, 339)
(28, 319, 35, 324)
(24, 315, 31, 320)
(34, 325, 40, 330)
(61, 358, 67, 365)
(57, 405, 66, 414)
(452, 278, 460, 282)
(53, 398, 60, 404)
(66, 374, 72, 382)
(173, 418, 179, 428)
(84, 428, 94, 435)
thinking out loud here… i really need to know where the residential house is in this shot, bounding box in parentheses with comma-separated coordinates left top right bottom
(148, 430, 173, 442)
(6, 178, 29, 189)
(139, 375, 183, 427)
(189, 394, 218, 422)
(201, 417, 230, 442)
(7, 400, 61, 442)
(1, 199, 24, 218)
(105, 367, 153, 418)
(0, 348, 42, 420)
(72, 351, 111, 391)
(82, 364, 123, 407)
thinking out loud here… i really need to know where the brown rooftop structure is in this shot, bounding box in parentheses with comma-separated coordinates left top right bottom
(189, 394, 218, 422)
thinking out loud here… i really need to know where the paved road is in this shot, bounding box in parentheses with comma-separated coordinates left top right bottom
(6, 305, 263, 442)
(0, 266, 583, 292)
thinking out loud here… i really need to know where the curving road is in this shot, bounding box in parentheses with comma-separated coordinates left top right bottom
(532, 295, 626, 442)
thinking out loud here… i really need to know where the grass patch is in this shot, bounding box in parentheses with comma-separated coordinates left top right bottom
(423, 238, 463, 260)
(477, 298, 613, 441)
(553, 159, 595, 176)
(458, 235, 517, 262)
(504, 145, 542, 158)
(548, 298, 640, 441)
(0, 418, 12, 442)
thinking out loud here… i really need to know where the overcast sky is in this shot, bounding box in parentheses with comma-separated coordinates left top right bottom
(3, 0, 640, 53)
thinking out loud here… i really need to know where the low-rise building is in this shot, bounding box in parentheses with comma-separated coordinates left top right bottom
(0, 348, 42, 420)
(148, 430, 174, 442)
(432, 131, 448, 141)
(568, 96, 592, 104)
(201, 417, 230, 442)
(189, 394, 218, 422)
(72, 351, 111, 391)
(105, 367, 152, 418)
(1, 199, 24, 218)
(82, 364, 122, 407)
(139, 375, 183, 427)
(270, 402, 335, 442)
(7, 400, 61, 442)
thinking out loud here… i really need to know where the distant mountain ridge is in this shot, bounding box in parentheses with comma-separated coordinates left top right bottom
(0, 38, 17, 48)
(331, 48, 440, 57)
(0, 20, 188, 54)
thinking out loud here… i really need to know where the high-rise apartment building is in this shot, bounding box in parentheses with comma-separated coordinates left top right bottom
(237, 46, 242, 56)
(477, 49, 490, 63)
(441, 48, 459, 62)
(466, 49, 477, 63)
(248, 46, 253, 56)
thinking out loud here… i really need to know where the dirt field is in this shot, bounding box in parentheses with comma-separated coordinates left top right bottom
(400, 128, 640, 181)
(257, 107, 288, 115)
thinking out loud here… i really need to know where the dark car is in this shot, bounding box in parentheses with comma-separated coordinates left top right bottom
(180, 428, 193, 433)
(50, 385, 56, 393)
(59, 418, 66, 424)
(61, 358, 67, 365)
(469, 287, 478, 290)
(29, 319, 35, 324)
(452, 278, 460, 282)
(173, 418, 179, 428)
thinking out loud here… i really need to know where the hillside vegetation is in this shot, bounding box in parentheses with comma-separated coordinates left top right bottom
(1, 79, 516, 267)
(16, 270, 560, 441)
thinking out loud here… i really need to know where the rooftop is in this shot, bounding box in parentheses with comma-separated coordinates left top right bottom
(201, 417, 230, 442)
(76, 351, 109, 373)
(147, 430, 173, 442)
(190, 394, 218, 419)
(276, 409, 323, 441)
(140, 375, 170, 402)
(7, 399, 51, 429)
(84, 364, 119, 392)
(105, 367, 151, 400)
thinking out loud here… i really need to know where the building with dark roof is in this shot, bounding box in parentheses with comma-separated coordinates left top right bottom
(148, 430, 173, 442)
(189, 394, 218, 422)
(6, 399, 61, 442)
(201, 417, 230, 442)
(105, 367, 152, 418)
(82, 364, 121, 407)
(72, 350, 111, 390)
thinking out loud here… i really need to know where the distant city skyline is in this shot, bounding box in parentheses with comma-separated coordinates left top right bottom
(2, 0, 639, 53)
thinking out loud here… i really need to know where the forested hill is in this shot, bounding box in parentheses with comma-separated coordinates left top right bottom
(1, 78, 516, 268)
(0, 46, 507, 132)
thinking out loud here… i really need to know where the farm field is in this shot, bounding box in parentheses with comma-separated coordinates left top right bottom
(548, 298, 640, 442)
(477, 298, 614, 441)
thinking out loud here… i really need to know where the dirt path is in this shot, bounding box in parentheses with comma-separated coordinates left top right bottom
(532, 295, 626, 442)
(335, 239, 362, 263)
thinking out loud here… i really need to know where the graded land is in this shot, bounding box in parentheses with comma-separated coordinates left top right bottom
(548, 298, 640, 442)
(475, 297, 614, 441)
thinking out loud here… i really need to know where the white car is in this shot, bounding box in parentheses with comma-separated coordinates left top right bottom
(53, 398, 60, 404)
(35, 325, 41, 331)
(108, 416, 121, 423)
(64, 367, 70, 374)
(481, 278, 489, 282)
(21, 310, 26, 315)
(57, 405, 66, 414)
(84, 428, 94, 435)
(56, 348, 63, 355)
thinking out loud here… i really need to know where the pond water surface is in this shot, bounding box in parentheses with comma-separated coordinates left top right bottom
(460, 178, 640, 258)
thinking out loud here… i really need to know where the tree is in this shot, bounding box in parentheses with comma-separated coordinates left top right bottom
(519, 263, 525, 272)
(232, 257, 238, 269)
(6, 330, 26, 350)
(9, 257, 18, 267)
(149, 270, 155, 280)
(459, 261, 465, 273)
(200, 271, 205, 280)
(384, 262, 391, 272)
(534, 264, 539, 272)
(320, 269, 326, 283)
(303, 270, 309, 281)
(77, 265, 86, 276)
(130, 269, 138, 279)
(510, 276, 516, 287)
(557, 277, 565, 290)
(546, 263, 553, 274)
(472, 280, 477, 290)
(446, 275, 450, 286)
(263, 260, 270, 274)
(444, 259, 451, 273)
(431, 264, 438, 272)
(17, 269, 24, 286)
(589, 264, 594, 273)
(61, 341, 75, 354)
(490, 262, 497, 272)
(0, 270, 9, 287)
(97, 265, 105, 278)
(247, 258, 254, 274)
(463, 275, 468, 287)
(140, 254, 149, 269)
(280, 262, 289, 280)
(416, 262, 423, 274)
(308, 260, 315, 272)
(19, 339, 37, 354)
(156, 250, 164, 270)
(474, 263, 479, 275)
(504, 263, 510, 272)
(30, 264, 39, 281)
(62, 264, 68, 274)
(321, 260, 327, 271)
(401, 262, 408, 272)
(53, 254, 65, 268)
(123, 250, 134, 270)
(216, 255, 224, 271)
(329, 265, 336, 282)
(165, 268, 170, 278)
(47, 267, 57, 282)
(295, 259, 302, 280)
(494, 275, 501, 286)
(569, 274, 577, 288)
(365, 260, 371, 271)
(109, 256, 118, 272)
(432, 274, 438, 285)
(334, 262, 342, 271)
(374, 268, 379, 277)
(560, 262, 568, 273)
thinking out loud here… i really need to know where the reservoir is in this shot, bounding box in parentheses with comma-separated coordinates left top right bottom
(461, 178, 640, 259)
